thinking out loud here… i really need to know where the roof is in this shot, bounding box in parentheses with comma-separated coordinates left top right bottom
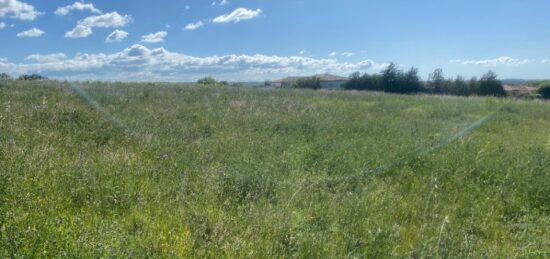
(273, 74, 349, 83)
(503, 85, 538, 93)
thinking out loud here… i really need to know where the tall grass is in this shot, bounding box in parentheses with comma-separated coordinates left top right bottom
(1, 81, 549, 257)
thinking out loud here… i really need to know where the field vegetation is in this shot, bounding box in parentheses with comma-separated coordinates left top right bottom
(1, 80, 549, 257)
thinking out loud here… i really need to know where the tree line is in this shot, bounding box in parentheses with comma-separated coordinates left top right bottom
(0, 73, 48, 81)
(343, 63, 507, 97)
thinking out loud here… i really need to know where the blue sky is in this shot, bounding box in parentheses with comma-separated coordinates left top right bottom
(1, 0, 550, 81)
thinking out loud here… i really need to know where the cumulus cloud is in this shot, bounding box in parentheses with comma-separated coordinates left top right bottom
(0, 44, 386, 81)
(341, 52, 354, 57)
(185, 21, 204, 30)
(16, 27, 44, 37)
(55, 1, 101, 16)
(213, 8, 261, 23)
(541, 59, 550, 64)
(106, 29, 128, 42)
(0, 0, 42, 20)
(141, 31, 167, 43)
(450, 57, 529, 66)
(26, 53, 67, 62)
(65, 25, 92, 38)
(65, 11, 131, 38)
(328, 52, 338, 57)
(0, 22, 5, 29)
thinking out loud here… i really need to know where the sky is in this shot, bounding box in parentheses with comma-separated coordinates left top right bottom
(1, 0, 550, 81)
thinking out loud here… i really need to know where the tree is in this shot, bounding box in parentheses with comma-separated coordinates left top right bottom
(478, 71, 506, 97)
(17, 74, 47, 81)
(293, 76, 321, 90)
(538, 83, 550, 99)
(449, 75, 470, 96)
(0, 73, 12, 80)
(381, 63, 423, 94)
(197, 77, 218, 85)
(381, 63, 402, 93)
(468, 77, 478, 95)
(342, 72, 382, 91)
(428, 68, 447, 94)
(404, 67, 424, 93)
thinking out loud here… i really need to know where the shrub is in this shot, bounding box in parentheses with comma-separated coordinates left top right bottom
(17, 74, 48, 81)
(293, 76, 321, 90)
(0, 73, 12, 80)
(539, 85, 550, 99)
(197, 77, 218, 85)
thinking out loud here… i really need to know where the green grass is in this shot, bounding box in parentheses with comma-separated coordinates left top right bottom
(1, 80, 549, 257)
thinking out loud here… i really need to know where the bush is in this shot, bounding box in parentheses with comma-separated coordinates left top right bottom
(18, 74, 48, 81)
(293, 76, 321, 90)
(197, 77, 218, 85)
(0, 73, 12, 81)
(539, 85, 550, 99)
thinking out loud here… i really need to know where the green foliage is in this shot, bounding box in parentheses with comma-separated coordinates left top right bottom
(342, 72, 383, 91)
(539, 85, 550, 99)
(197, 76, 218, 85)
(17, 74, 48, 81)
(428, 68, 448, 94)
(293, 76, 321, 89)
(477, 71, 506, 97)
(381, 63, 423, 94)
(1, 81, 549, 257)
(0, 73, 12, 81)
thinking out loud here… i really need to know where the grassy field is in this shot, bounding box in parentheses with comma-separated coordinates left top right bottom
(1, 81, 549, 257)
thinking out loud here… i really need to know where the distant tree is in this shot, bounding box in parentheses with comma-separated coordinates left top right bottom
(381, 63, 422, 94)
(428, 68, 447, 94)
(381, 63, 402, 93)
(449, 75, 470, 96)
(0, 73, 12, 80)
(342, 72, 382, 91)
(197, 77, 218, 85)
(17, 74, 47, 81)
(293, 76, 321, 90)
(404, 67, 424, 93)
(468, 77, 479, 95)
(538, 83, 550, 99)
(264, 80, 272, 87)
(478, 71, 506, 97)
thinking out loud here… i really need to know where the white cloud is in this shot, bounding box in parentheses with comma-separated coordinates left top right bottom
(65, 12, 131, 39)
(65, 24, 92, 38)
(0, 0, 42, 20)
(55, 1, 102, 16)
(328, 52, 338, 57)
(106, 29, 128, 42)
(25, 53, 67, 62)
(0, 22, 5, 29)
(450, 57, 529, 66)
(185, 21, 204, 30)
(541, 59, 550, 64)
(341, 52, 354, 57)
(185, 5, 191, 10)
(141, 31, 167, 43)
(0, 44, 385, 81)
(16, 27, 44, 37)
(212, 0, 228, 6)
(213, 8, 261, 23)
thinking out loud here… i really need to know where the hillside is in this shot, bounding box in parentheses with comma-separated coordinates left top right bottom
(1, 81, 549, 257)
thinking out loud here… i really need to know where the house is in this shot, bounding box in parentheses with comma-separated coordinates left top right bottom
(503, 85, 538, 97)
(271, 73, 349, 89)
